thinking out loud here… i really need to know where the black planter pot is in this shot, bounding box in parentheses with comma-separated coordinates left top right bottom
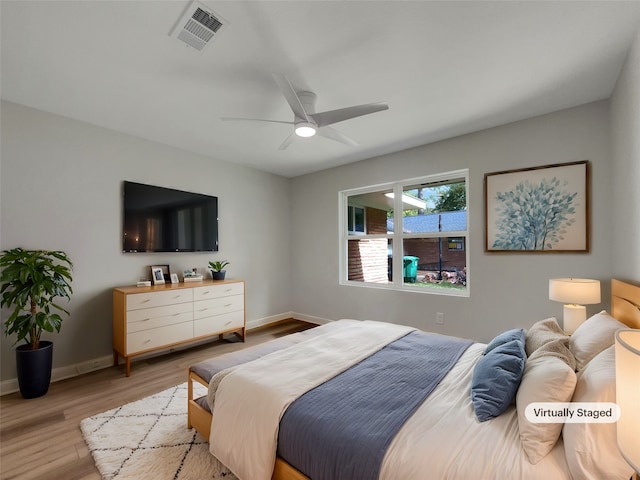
(211, 270, 226, 280)
(16, 341, 53, 399)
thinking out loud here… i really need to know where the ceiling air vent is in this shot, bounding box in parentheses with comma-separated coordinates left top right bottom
(169, 1, 228, 51)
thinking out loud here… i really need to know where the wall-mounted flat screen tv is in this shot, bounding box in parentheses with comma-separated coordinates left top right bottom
(122, 181, 219, 253)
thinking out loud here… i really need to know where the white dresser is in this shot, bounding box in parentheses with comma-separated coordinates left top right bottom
(113, 279, 245, 376)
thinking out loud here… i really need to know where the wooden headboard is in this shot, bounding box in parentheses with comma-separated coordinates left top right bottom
(611, 279, 640, 329)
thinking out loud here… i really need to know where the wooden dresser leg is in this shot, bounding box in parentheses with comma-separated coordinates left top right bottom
(187, 374, 193, 429)
(125, 357, 131, 377)
(113, 350, 119, 366)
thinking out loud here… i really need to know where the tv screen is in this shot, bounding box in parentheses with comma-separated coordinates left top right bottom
(122, 181, 218, 253)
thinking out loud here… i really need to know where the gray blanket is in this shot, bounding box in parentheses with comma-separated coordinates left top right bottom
(276, 331, 473, 480)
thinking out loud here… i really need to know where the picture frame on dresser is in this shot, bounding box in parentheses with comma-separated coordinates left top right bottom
(150, 266, 165, 285)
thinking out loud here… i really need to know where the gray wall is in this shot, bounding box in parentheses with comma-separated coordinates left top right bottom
(0, 101, 292, 382)
(611, 26, 640, 280)
(290, 101, 614, 342)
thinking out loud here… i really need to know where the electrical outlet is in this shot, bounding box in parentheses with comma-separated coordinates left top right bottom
(436, 312, 444, 325)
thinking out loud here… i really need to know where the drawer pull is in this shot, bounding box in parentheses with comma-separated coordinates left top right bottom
(225, 303, 233, 307)
(201, 291, 210, 295)
(141, 299, 150, 304)
(225, 321, 232, 325)
(172, 313, 180, 316)
(198, 308, 208, 312)
(143, 339, 151, 344)
(142, 318, 150, 322)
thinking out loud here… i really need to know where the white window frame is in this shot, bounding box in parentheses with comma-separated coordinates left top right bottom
(339, 169, 470, 297)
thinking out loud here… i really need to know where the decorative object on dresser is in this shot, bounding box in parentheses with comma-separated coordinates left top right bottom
(549, 278, 601, 334)
(208, 260, 229, 280)
(112, 279, 245, 376)
(183, 269, 204, 282)
(150, 265, 166, 285)
(0, 248, 73, 398)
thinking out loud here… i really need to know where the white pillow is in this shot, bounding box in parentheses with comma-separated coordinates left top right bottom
(562, 346, 633, 480)
(570, 311, 628, 370)
(516, 355, 577, 464)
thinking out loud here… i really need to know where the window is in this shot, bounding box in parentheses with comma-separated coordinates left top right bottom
(340, 170, 469, 295)
(448, 237, 465, 251)
(347, 206, 366, 234)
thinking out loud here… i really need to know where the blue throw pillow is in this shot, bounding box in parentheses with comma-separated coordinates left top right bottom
(484, 328, 526, 354)
(471, 339, 526, 422)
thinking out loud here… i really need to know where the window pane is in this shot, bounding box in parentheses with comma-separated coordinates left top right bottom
(401, 180, 466, 234)
(402, 238, 467, 290)
(354, 207, 365, 233)
(347, 238, 390, 283)
(347, 189, 394, 236)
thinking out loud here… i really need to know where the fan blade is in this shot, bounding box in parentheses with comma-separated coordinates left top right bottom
(278, 133, 296, 150)
(317, 126, 358, 147)
(272, 73, 310, 121)
(221, 117, 293, 125)
(311, 103, 389, 127)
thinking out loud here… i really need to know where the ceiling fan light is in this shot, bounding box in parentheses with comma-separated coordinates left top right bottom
(295, 122, 316, 138)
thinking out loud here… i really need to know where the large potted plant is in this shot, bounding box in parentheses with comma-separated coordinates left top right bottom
(0, 248, 73, 398)
(208, 260, 229, 280)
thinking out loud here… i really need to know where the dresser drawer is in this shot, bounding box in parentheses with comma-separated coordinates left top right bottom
(126, 302, 193, 324)
(194, 310, 245, 337)
(193, 295, 244, 320)
(127, 322, 193, 354)
(126, 289, 193, 311)
(192, 282, 244, 301)
(127, 311, 193, 334)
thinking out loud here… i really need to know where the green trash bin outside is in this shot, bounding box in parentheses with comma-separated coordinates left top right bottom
(403, 256, 419, 283)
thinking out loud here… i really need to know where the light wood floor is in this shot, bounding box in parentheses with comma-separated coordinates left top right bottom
(0, 320, 315, 480)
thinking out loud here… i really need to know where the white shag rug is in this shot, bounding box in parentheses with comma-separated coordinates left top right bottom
(80, 383, 238, 480)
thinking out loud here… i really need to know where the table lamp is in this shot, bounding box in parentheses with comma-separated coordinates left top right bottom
(615, 329, 640, 476)
(549, 278, 601, 334)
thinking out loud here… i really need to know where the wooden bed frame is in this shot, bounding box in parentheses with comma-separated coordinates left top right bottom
(187, 278, 640, 480)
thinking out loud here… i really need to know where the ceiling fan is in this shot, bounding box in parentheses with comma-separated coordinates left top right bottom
(221, 73, 389, 150)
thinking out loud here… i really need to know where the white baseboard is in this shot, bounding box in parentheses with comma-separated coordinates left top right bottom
(290, 312, 332, 325)
(0, 312, 331, 396)
(0, 354, 114, 396)
(246, 312, 296, 330)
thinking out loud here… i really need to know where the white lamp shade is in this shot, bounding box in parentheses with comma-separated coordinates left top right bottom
(615, 329, 640, 473)
(549, 278, 601, 304)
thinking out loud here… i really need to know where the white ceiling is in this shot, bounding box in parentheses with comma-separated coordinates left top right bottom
(2, 1, 640, 178)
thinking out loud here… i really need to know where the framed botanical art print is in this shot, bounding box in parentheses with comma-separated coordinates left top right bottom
(484, 160, 589, 252)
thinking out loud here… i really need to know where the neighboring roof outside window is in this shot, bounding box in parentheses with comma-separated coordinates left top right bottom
(387, 210, 467, 233)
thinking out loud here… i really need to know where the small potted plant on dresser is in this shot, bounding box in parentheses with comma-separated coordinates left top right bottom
(0, 248, 73, 398)
(208, 260, 229, 280)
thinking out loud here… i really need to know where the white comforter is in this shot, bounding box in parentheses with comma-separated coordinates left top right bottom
(380, 342, 571, 479)
(209, 320, 415, 480)
(209, 320, 572, 480)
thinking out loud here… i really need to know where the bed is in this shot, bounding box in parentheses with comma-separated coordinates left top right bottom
(187, 279, 640, 480)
